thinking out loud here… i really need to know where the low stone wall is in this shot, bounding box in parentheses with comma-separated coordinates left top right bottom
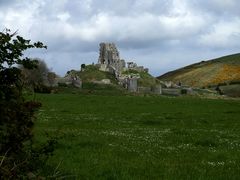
(162, 88, 182, 96)
(127, 78, 138, 92)
(138, 86, 151, 93)
(138, 85, 162, 94)
(152, 85, 162, 94)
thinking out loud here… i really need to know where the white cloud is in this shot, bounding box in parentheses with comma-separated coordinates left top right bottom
(57, 12, 71, 22)
(0, 0, 239, 76)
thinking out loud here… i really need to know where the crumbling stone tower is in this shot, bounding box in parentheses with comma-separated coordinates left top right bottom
(97, 42, 150, 92)
(98, 43, 126, 76)
(98, 43, 120, 65)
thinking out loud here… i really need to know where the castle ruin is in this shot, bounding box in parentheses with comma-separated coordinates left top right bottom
(98, 43, 126, 76)
(97, 42, 148, 76)
(97, 42, 149, 91)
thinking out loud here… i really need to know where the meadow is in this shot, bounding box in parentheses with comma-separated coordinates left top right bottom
(34, 92, 240, 179)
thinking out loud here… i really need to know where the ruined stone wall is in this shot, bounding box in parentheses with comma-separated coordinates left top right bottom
(138, 85, 162, 94)
(127, 62, 148, 72)
(127, 78, 138, 92)
(97, 42, 150, 92)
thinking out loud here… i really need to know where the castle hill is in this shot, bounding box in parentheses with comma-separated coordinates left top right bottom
(48, 42, 240, 98)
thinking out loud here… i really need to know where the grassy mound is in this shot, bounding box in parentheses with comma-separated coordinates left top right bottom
(123, 69, 160, 87)
(78, 65, 118, 84)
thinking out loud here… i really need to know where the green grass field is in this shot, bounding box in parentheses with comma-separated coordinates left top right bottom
(34, 93, 240, 179)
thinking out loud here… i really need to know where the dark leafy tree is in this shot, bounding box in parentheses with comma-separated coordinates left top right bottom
(0, 29, 53, 178)
(81, 63, 86, 71)
(20, 59, 57, 93)
(21, 59, 49, 88)
(47, 71, 58, 87)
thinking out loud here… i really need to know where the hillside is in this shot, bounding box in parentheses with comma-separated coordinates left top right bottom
(158, 53, 240, 87)
(78, 65, 118, 84)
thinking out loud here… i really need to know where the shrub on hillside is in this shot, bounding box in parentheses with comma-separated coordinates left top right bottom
(34, 85, 53, 94)
(181, 89, 188, 95)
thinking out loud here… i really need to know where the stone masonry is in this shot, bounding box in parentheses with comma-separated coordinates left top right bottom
(97, 42, 149, 92)
(98, 42, 148, 75)
(98, 43, 126, 76)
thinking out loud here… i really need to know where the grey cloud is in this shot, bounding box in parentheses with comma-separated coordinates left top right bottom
(0, 0, 239, 76)
(0, 0, 16, 6)
(91, 0, 171, 15)
(189, 0, 240, 17)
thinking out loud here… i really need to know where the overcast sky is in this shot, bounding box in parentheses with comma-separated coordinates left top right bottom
(0, 0, 240, 76)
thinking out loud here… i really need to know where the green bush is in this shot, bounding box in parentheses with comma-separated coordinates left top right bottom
(181, 89, 188, 94)
(0, 29, 56, 178)
(58, 82, 68, 87)
(34, 85, 53, 93)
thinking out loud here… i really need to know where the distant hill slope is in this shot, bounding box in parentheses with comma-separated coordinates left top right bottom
(157, 53, 240, 87)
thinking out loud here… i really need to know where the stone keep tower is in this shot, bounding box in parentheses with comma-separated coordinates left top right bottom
(98, 43, 126, 75)
(98, 43, 120, 65)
